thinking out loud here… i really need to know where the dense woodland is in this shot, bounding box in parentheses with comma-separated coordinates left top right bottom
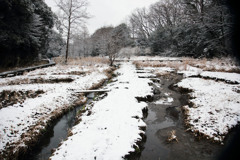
(0, 0, 56, 67)
(0, 0, 236, 68)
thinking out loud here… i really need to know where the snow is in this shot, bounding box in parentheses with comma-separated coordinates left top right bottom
(177, 65, 240, 84)
(155, 97, 174, 105)
(177, 78, 240, 142)
(144, 67, 175, 74)
(0, 65, 108, 152)
(200, 71, 240, 84)
(176, 64, 240, 84)
(50, 62, 153, 160)
(177, 65, 203, 77)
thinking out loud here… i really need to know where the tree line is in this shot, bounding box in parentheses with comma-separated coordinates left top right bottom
(0, 0, 65, 67)
(0, 0, 235, 68)
(128, 0, 233, 58)
(71, 0, 234, 59)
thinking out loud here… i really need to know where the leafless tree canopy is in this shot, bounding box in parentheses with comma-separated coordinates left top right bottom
(128, 0, 233, 58)
(56, 0, 90, 63)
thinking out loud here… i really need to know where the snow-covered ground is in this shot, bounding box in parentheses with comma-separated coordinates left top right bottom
(1, 56, 240, 158)
(200, 71, 240, 84)
(133, 57, 240, 142)
(50, 62, 153, 160)
(178, 65, 240, 84)
(177, 65, 203, 77)
(177, 77, 240, 142)
(0, 64, 109, 155)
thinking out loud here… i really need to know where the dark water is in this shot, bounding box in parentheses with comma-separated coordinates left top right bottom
(139, 73, 224, 160)
(21, 98, 92, 160)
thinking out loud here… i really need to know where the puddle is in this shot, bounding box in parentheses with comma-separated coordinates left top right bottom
(137, 72, 224, 160)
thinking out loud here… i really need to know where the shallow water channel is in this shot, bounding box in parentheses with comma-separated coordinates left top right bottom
(21, 94, 94, 160)
(138, 72, 224, 160)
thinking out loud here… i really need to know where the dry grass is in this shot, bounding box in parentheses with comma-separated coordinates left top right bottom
(133, 60, 184, 71)
(0, 90, 44, 109)
(54, 56, 110, 66)
(167, 130, 179, 143)
(133, 57, 240, 73)
(0, 77, 74, 86)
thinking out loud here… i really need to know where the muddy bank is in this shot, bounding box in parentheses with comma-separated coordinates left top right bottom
(134, 72, 225, 160)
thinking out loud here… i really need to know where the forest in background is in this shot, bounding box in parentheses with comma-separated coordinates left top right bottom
(129, 0, 232, 58)
(0, 0, 236, 68)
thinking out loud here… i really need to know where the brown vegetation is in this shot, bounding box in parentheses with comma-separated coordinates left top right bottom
(0, 90, 44, 109)
(54, 56, 110, 66)
(133, 57, 240, 73)
(0, 77, 74, 86)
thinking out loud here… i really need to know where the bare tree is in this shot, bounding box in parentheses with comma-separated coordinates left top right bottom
(90, 26, 114, 56)
(71, 26, 91, 57)
(107, 24, 131, 66)
(56, 0, 89, 63)
(129, 8, 152, 40)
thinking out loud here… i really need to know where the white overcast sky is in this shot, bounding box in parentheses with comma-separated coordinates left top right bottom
(44, 0, 159, 34)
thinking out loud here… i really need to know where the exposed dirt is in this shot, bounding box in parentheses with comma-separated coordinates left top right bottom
(0, 90, 44, 109)
(2, 77, 74, 86)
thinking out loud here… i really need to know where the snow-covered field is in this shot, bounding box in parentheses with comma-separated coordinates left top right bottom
(50, 62, 153, 160)
(178, 78, 240, 142)
(177, 64, 240, 142)
(0, 64, 109, 157)
(1, 56, 240, 159)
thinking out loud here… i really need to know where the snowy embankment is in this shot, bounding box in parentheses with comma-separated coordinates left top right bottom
(0, 64, 109, 158)
(177, 64, 240, 142)
(178, 65, 240, 84)
(50, 62, 153, 160)
(133, 58, 240, 143)
(177, 77, 240, 142)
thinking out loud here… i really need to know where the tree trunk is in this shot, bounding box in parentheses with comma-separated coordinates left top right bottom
(200, 0, 204, 23)
(65, 24, 71, 64)
(65, 0, 73, 64)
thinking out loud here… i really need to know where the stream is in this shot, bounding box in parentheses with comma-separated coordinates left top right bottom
(138, 72, 224, 160)
(20, 95, 94, 160)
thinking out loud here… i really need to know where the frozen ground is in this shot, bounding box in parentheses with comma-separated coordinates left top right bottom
(175, 62, 240, 142)
(0, 64, 109, 156)
(178, 78, 240, 142)
(50, 62, 153, 160)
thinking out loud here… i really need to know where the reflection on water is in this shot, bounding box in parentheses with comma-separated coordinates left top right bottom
(21, 99, 92, 160)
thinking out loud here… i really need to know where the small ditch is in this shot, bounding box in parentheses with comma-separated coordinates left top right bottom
(19, 92, 104, 160)
(130, 72, 228, 160)
(19, 97, 90, 160)
(18, 75, 114, 160)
